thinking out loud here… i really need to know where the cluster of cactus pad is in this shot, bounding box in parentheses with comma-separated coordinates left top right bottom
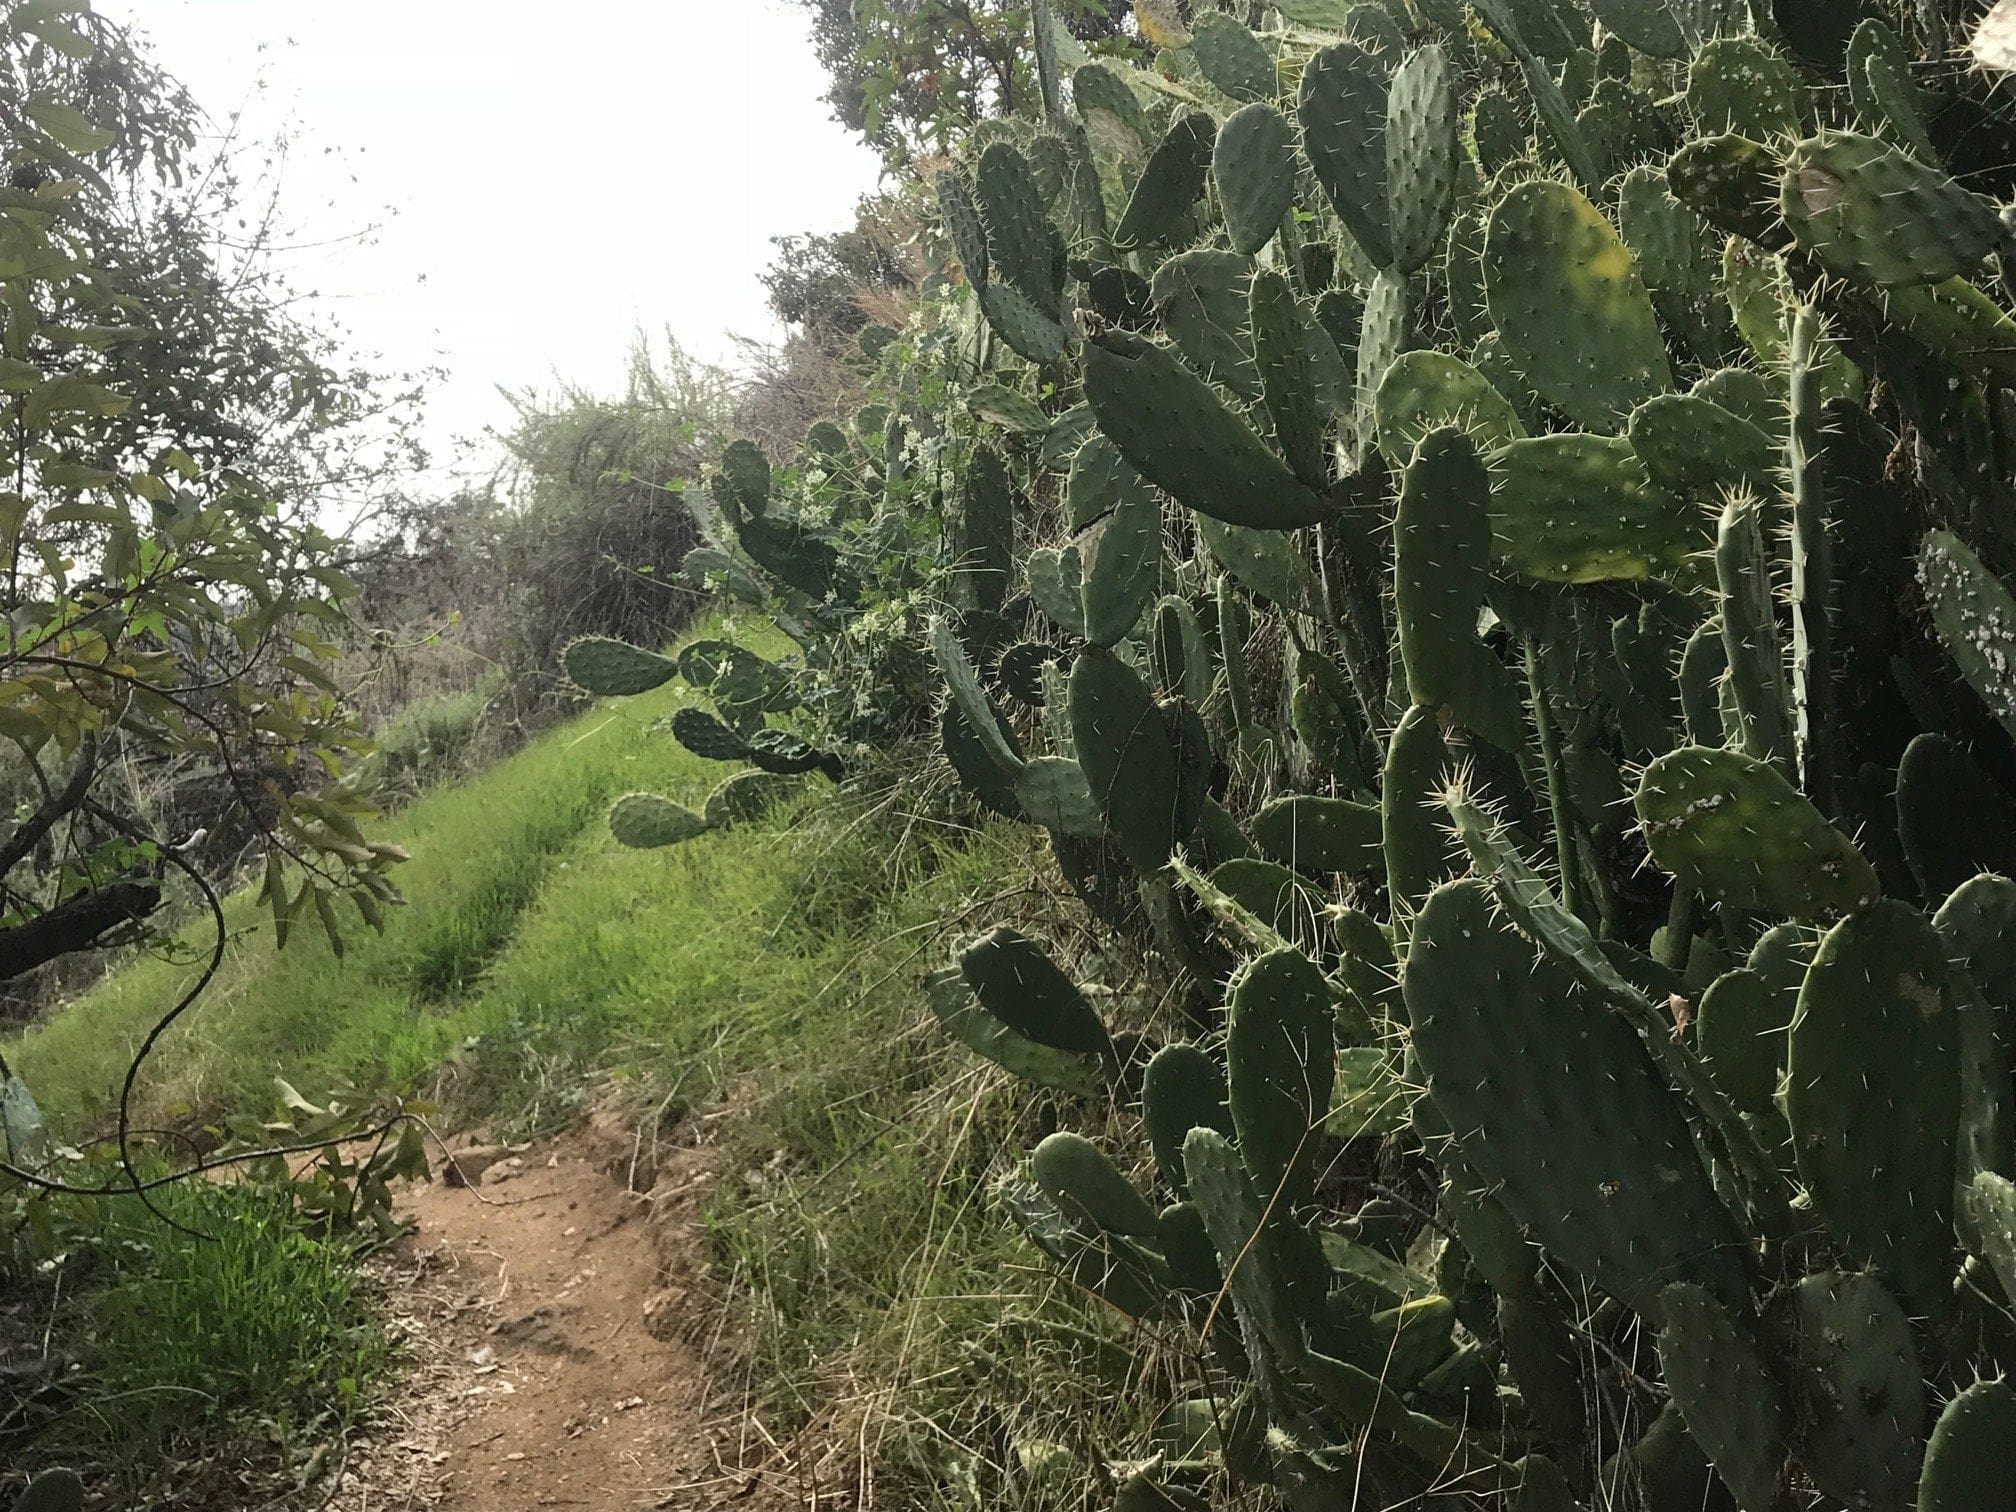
(582, 0, 2016, 1504)
(562, 632, 826, 848)
(563, 396, 981, 840)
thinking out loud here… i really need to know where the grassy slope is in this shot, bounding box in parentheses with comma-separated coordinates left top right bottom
(13, 622, 1137, 1504)
(12, 662, 710, 1127)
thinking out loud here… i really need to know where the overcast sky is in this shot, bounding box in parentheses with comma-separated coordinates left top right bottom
(103, 1, 884, 481)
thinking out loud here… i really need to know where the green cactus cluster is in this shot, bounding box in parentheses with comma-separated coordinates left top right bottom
(562, 632, 829, 844)
(597, 0, 2016, 1504)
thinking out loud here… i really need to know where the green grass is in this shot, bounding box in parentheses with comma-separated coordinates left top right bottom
(60, 1183, 382, 1441)
(10, 619, 784, 1129)
(14, 1179, 385, 1503)
(9, 616, 1159, 1507)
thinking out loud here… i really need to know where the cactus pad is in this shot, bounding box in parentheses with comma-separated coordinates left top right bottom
(1779, 1271, 1924, 1511)
(1084, 331, 1329, 530)
(1714, 495, 1792, 770)
(1781, 132, 2003, 287)
(1667, 133, 1787, 248)
(1655, 1283, 1789, 1512)
(1373, 349, 1526, 461)
(1589, 0, 1685, 56)
(1483, 179, 1673, 432)
(956, 926, 1114, 1066)
(564, 636, 681, 697)
(1406, 880, 1751, 1320)
(1965, 1170, 2016, 1307)
(1248, 269, 1332, 490)
(1627, 392, 1782, 506)
(749, 728, 837, 779)
(926, 966, 1105, 1097)
(1180, 1126, 1303, 1369)
(974, 141, 1062, 318)
(977, 280, 1068, 365)
(1066, 434, 1133, 530)
(1225, 946, 1335, 1210)
(1299, 41, 1394, 269)
(939, 701, 1022, 820)
(1491, 433, 1699, 583)
(1849, 17, 1937, 158)
(1395, 427, 1528, 747)
(1114, 1474, 1211, 1512)
(608, 793, 710, 850)
(995, 1169, 1163, 1318)
(1920, 529, 2016, 746)
(1919, 1381, 2016, 1512)
(1213, 102, 1297, 256)
(1936, 873, 2016, 1046)
(1250, 795, 1384, 875)
(1635, 746, 1879, 921)
(1385, 44, 1458, 275)
(1142, 1043, 1233, 1200)
(714, 438, 771, 516)
(669, 707, 751, 763)
(1208, 859, 1326, 949)
(1694, 968, 1785, 1122)
(1032, 1131, 1161, 1240)
(1619, 165, 1733, 362)
(935, 169, 989, 283)
(1073, 61, 1150, 150)
(10, 1473, 85, 1512)
(1896, 733, 2016, 902)
(1188, 11, 1274, 102)
(1684, 35, 1807, 138)
(1382, 707, 1460, 919)
(1113, 108, 1215, 250)
(1787, 902, 1963, 1316)
(1154, 247, 1259, 400)
(1070, 647, 1183, 873)
(1884, 276, 2016, 386)
(1078, 477, 1161, 648)
(1016, 756, 1103, 838)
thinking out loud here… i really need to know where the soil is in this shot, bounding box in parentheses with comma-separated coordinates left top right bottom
(320, 1120, 816, 1512)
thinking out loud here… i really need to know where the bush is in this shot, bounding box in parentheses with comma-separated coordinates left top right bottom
(368, 673, 505, 798)
(343, 333, 738, 749)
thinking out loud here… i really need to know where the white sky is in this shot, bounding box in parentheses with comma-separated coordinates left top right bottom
(102, 0, 884, 482)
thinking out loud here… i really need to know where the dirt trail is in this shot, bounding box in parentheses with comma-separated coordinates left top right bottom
(324, 1123, 797, 1512)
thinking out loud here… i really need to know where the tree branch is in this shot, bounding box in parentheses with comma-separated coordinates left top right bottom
(0, 735, 100, 878)
(0, 879, 162, 980)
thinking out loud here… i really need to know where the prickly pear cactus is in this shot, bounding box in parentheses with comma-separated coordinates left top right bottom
(648, 0, 2016, 1502)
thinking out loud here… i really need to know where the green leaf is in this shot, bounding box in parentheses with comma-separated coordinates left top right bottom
(23, 20, 95, 60)
(24, 95, 116, 154)
(38, 463, 119, 491)
(265, 853, 291, 949)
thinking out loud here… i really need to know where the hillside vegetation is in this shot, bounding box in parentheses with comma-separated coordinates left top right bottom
(555, 2, 2016, 1509)
(14, 620, 783, 1128)
(23, 2, 2016, 1512)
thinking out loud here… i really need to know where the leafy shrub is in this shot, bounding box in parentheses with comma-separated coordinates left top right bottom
(368, 673, 506, 797)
